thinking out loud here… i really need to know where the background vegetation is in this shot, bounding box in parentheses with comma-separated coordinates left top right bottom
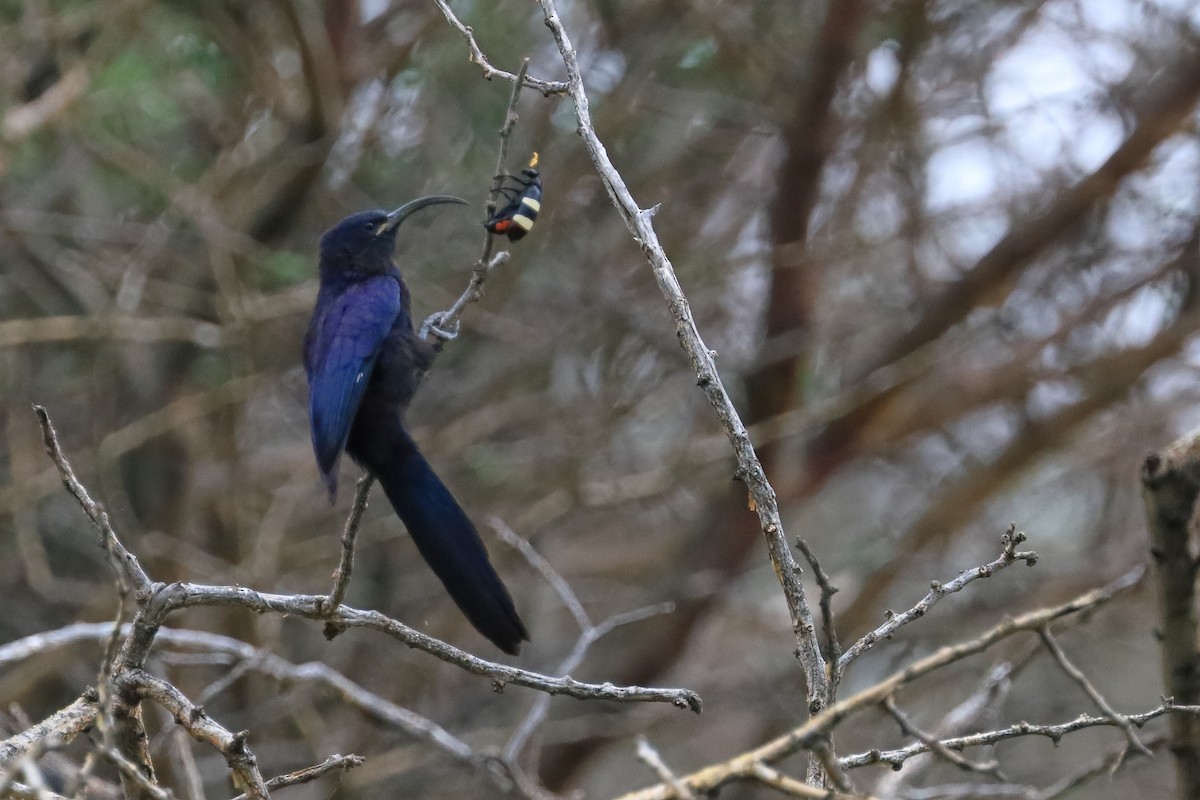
(3, 1, 1200, 798)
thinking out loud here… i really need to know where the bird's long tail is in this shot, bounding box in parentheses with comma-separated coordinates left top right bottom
(371, 436, 528, 655)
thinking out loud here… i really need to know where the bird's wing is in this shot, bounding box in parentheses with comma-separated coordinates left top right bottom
(306, 276, 401, 498)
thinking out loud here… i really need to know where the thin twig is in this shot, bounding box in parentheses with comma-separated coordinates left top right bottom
(322, 474, 374, 624)
(171, 728, 206, 800)
(535, 0, 828, 715)
(93, 744, 173, 800)
(419, 251, 510, 342)
(420, 58, 529, 344)
(0, 693, 99, 766)
(506, 602, 677, 764)
(3, 781, 71, 800)
(840, 706, 1186, 771)
(493, 520, 681, 762)
(809, 737, 855, 793)
(873, 657, 1025, 797)
(144, 580, 701, 710)
(228, 754, 366, 800)
(612, 566, 1145, 800)
(33, 407, 701, 711)
(432, 0, 567, 95)
(1037, 625, 1152, 758)
(33, 405, 151, 591)
(838, 526, 1038, 677)
(0, 622, 484, 775)
(749, 762, 878, 799)
(795, 537, 841, 692)
(881, 695, 1006, 779)
(636, 737, 695, 800)
(491, 59, 531, 218)
(1034, 732, 1166, 799)
(492, 517, 590, 630)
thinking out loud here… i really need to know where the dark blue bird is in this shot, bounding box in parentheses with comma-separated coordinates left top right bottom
(304, 196, 529, 655)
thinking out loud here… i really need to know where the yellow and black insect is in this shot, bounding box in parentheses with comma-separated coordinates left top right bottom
(485, 153, 542, 241)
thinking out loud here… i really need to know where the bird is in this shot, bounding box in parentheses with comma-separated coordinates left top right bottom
(303, 195, 529, 655)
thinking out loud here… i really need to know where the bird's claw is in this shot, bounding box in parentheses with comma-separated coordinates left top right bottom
(420, 312, 460, 343)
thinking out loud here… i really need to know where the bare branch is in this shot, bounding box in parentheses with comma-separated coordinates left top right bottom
(2, 64, 88, 141)
(534, 0, 827, 714)
(1034, 732, 1166, 800)
(3, 781, 72, 800)
(228, 754, 366, 800)
(35, 406, 701, 712)
(321, 474, 375, 624)
(118, 670, 269, 800)
(432, 0, 567, 95)
(491, 58, 531, 213)
(140, 580, 701, 710)
(749, 762, 878, 800)
(33, 405, 151, 592)
(0, 693, 99, 767)
(420, 59, 527, 344)
(613, 567, 1143, 800)
(171, 729, 205, 800)
(496, 518, 682, 762)
(873, 658, 1023, 797)
(636, 737, 695, 800)
(93, 744, 173, 800)
(881, 695, 1006, 779)
(420, 250, 510, 342)
(493, 517, 590, 631)
(794, 537, 841, 687)
(0, 622, 486, 778)
(838, 526, 1038, 676)
(1, 316, 223, 349)
(841, 705, 1188, 771)
(1037, 626, 1152, 758)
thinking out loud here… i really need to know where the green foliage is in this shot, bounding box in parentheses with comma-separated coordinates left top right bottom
(677, 37, 718, 70)
(257, 250, 310, 291)
(91, 50, 184, 140)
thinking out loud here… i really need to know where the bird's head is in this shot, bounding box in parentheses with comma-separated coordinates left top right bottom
(319, 195, 468, 273)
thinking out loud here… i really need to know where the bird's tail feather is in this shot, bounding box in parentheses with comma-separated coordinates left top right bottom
(373, 441, 528, 655)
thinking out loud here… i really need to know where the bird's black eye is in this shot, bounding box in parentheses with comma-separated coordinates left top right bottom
(363, 221, 375, 232)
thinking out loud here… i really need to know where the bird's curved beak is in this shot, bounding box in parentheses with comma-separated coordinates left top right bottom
(378, 195, 469, 235)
